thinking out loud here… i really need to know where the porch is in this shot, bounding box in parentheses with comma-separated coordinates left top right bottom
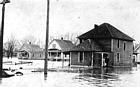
(18, 50, 29, 59)
(70, 51, 112, 68)
(91, 52, 111, 68)
(48, 49, 70, 61)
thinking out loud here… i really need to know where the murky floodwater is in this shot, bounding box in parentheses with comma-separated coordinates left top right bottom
(0, 58, 140, 87)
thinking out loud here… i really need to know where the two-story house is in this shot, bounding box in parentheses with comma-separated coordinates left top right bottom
(70, 23, 134, 67)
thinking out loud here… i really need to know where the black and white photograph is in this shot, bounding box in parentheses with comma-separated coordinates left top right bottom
(0, 0, 140, 87)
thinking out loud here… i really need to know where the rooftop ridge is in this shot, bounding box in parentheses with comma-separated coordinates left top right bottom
(78, 23, 134, 41)
(104, 23, 113, 38)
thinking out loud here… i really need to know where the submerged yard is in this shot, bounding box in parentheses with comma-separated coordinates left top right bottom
(0, 57, 140, 87)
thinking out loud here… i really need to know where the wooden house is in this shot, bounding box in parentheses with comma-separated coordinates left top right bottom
(133, 44, 140, 64)
(48, 38, 75, 61)
(70, 23, 134, 67)
(18, 43, 44, 60)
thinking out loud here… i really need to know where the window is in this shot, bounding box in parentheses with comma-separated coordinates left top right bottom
(124, 43, 126, 51)
(65, 54, 67, 57)
(79, 52, 84, 63)
(32, 53, 34, 57)
(117, 53, 120, 62)
(52, 44, 56, 48)
(117, 39, 120, 48)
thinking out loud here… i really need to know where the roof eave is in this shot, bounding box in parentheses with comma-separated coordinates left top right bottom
(112, 37, 135, 41)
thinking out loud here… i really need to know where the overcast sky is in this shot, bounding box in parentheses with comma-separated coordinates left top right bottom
(1, 0, 140, 43)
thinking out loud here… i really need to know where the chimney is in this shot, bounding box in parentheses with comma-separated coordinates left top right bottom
(94, 24, 98, 28)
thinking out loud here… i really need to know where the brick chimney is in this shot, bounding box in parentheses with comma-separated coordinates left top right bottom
(29, 42, 31, 44)
(94, 24, 98, 28)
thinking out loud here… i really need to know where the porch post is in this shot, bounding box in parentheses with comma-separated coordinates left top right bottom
(57, 52, 58, 57)
(78, 52, 80, 62)
(101, 53, 104, 67)
(69, 52, 71, 66)
(48, 52, 49, 57)
(91, 52, 94, 66)
(136, 54, 138, 66)
(62, 52, 64, 68)
(49, 52, 51, 59)
(61, 52, 63, 60)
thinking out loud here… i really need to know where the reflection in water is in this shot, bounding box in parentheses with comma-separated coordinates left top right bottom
(0, 65, 138, 87)
(44, 74, 47, 80)
(0, 78, 2, 84)
(73, 67, 133, 87)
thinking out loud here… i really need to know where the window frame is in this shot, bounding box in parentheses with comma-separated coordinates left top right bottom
(117, 53, 120, 62)
(78, 52, 84, 63)
(117, 39, 120, 48)
(124, 42, 126, 51)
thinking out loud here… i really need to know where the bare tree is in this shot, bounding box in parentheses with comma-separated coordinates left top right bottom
(20, 35, 46, 49)
(36, 39, 45, 48)
(4, 35, 18, 58)
(60, 32, 80, 45)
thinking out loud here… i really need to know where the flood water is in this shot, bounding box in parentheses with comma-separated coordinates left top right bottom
(0, 58, 140, 87)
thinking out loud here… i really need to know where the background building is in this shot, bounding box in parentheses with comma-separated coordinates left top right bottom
(48, 38, 75, 61)
(18, 43, 44, 60)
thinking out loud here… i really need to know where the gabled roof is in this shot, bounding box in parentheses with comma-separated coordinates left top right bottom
(19, 44, 43, 52)
(50, 39, 75, 52)
(78, 23, 134, 41)
(70, 39, 109, 52)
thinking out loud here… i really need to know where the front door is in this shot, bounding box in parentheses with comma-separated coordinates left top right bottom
(93, 53, 102, 67)
(103, 54, 109, 67)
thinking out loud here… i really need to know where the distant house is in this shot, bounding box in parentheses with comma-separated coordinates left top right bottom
(3, 48, 7, 57)
(70, 23, 134, 67)
(18, 43, 44, 60)
(48, 38, 75, 61)
(133, 44, 140, 63)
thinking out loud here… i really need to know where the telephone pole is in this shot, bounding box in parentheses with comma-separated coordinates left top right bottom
(44, 0, 50, 75)
(0, 0, 10, 77)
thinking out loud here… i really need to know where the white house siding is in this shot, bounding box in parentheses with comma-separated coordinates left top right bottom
(48, 41, 61, 50)
(136, 50, 140, 63)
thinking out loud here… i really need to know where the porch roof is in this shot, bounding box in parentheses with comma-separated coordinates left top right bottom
(70, 39, 107, 52)
(48, 50, 61, 52)
(50, 39, 75, 52)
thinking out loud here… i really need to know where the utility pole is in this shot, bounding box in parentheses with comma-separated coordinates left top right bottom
(0, 0, 10, 77)
(44, 0, 50, 75)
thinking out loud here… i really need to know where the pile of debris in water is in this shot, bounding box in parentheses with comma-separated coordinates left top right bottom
(1, 68, 24, 78)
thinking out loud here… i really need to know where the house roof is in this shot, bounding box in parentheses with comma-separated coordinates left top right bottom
(70, 39, 110, 52)
(78, 23, 135, 41)
(50, 39, 75, 52)
(133, 43, 140, 54)
(19, 44, 43, 52)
